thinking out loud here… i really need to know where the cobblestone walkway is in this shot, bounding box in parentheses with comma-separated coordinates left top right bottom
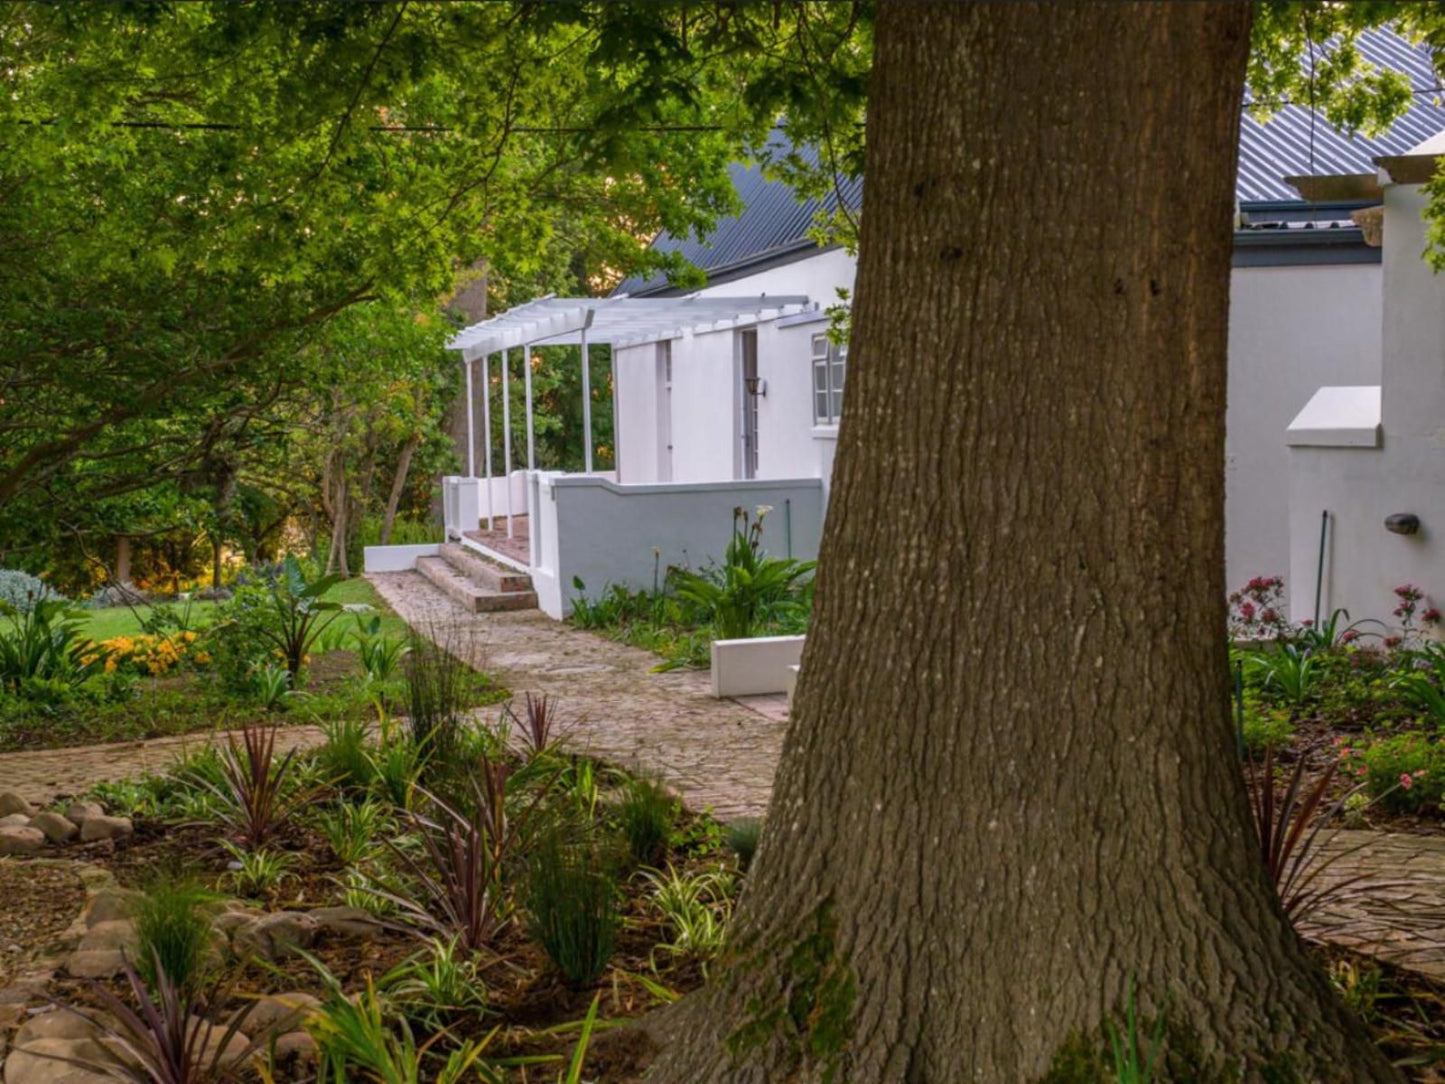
(0, 725, 331, 805)
(366, 571, 784, 822)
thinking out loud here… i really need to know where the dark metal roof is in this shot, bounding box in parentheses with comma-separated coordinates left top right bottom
(617, 28, 1441, 295)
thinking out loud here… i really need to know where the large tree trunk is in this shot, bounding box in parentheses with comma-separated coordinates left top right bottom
(650, 4, 1396, 1082)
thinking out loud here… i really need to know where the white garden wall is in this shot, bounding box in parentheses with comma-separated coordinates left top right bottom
(527, 472, 825, 619)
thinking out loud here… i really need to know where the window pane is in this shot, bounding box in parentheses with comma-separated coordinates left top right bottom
(815, 391, 830, 424)
(811, 334, 830, 361)
(814, 361, 829, 393)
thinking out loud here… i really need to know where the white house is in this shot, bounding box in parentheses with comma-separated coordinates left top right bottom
(374, 28, 1445, 627)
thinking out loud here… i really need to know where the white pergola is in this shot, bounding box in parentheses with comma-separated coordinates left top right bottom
(446, 294, 810, 537)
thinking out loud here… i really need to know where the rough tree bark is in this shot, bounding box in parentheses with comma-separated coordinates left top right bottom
(649, 4, 1397, 1082)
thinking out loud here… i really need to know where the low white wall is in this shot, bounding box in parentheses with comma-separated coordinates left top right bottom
(363, 543, 440, 573)
(710, 635, 806, 697)
(532, 473, 825, 619)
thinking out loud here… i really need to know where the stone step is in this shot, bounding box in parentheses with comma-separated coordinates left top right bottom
(415, 556, 538, 613)
(438, 542, 533, 593)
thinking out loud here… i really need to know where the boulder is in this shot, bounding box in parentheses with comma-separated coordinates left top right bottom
(84, 889, 137, 927)
(309, 905, 385, 942)
(188, 1018, 253, 1068)
(0, 813, 32, 828)
(14, 1009, 105, 1047)
(3, 1037, 115, 1084)
(78, 816, 133, 843)
(232, 912, 317, 961)
(64, 949, 127, 980)
(30, 812, 78, 845)
(77, 920, 136, 953)
(242, 992, 321, 1032)
(64, 802, 104, 826)
(271, 1030, 319, 1066)
(0, 791, 33, 818)
(0, 826, 46, 856)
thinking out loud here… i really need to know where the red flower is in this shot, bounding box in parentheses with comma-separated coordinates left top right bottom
(1400, 773, 1415, 791)
(1240, 601, 1256, 620)
(1425, 608, 1441, 625)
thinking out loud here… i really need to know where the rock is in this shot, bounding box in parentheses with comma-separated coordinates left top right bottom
(0, 791, 33, 818)
(0, 826, 46, 856)
(15, 1009, 104, 1046)
(0, 813, 31, 828)
(30, 812, 78, 845)
(232, 912, 317, 961)
(188, 1018, 253, 1068)
(64, 949, 127, 980)
(77, 920, 135, 953)
(242, 992, 321, 1032)
(78, 816, 132, 843)
(64, 802, 104, 826)
(211, 910, 259, 936)
(4, 1037, 115, 1084)
(271, 1030, 319, 1066)
(309, 906, 384, 942)
(84, 889, 137, 927)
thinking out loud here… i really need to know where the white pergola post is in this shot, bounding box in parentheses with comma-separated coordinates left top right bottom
(524, 343, 536, 471)
(482, 351, 494, 531)
(580, 322, 593, 474)
(463, 358, 476, 477)
(502, 344, 514, 538)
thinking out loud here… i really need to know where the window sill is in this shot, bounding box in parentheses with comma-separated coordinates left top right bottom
(810, 425, 840, 440)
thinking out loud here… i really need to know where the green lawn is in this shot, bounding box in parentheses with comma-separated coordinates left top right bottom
(72, 577, 410, 643)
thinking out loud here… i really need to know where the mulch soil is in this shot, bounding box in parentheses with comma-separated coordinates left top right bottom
(36, 813, 707, 1082)
(0, 861, 85, 986)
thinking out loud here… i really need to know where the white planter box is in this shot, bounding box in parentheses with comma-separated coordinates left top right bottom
(710, 634, 806, 698)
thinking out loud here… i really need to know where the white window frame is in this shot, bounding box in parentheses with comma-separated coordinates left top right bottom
(810, 333, 847, 426)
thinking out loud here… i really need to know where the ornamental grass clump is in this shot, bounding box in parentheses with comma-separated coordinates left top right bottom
(403, 629, 477, 762)
(617, 775, 677, 867)
(524, 822, 620, 986)
(130, 880, 218, 995)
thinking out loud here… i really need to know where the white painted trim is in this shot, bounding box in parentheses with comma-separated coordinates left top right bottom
(710, 634, 806, 698)
(810, 425, 839, 441)
(458, 535, 530, 575)
(363, 544, 441, 573)
(1286, 385, 1382, 447)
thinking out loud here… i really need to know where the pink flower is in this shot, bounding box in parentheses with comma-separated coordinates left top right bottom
(1400, 773, 1415, 790)
(1342, 630, 1360, 643)
(1385, 635, 1403, 649)
(1356, 766, 1369, 778)
(1240, 601, 1256, 620)
(1261, 609, 1278, 624)
(1425, 608, 1441, 626)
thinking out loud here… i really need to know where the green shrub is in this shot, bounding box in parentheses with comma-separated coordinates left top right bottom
(726, 817, 763, 872)
(130, 879, 218, 993)
(617, 776, 677, 867)
(382, 935, 489, 1028)
(1345, 733, 1445, 813)
(317, 797, 390, 864)
(317, 715, 376, 791)
(0, 568, 62, 613)
(639, 864, 734, 971)
(0, 598, 97, 695)
(1239, 699, 1295, 757)
(524, 823, 620, 986)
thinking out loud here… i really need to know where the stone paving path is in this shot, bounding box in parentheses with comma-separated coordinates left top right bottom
(365, 571, 784, 822)
(0, 725, 331, 806)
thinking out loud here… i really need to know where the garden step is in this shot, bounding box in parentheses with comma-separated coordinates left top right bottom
(438, 542, 533, 593)
(415, 556, 538, 613)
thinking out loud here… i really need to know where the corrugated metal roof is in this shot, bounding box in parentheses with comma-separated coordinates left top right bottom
(1237, 28, 1445, 201)
(618, 27, 1442, 296)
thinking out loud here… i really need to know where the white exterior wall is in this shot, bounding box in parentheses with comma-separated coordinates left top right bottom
(614, 342, 661, 483)
(1226, 263, 1383, 596)
(1287, 181, 1445, 623)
